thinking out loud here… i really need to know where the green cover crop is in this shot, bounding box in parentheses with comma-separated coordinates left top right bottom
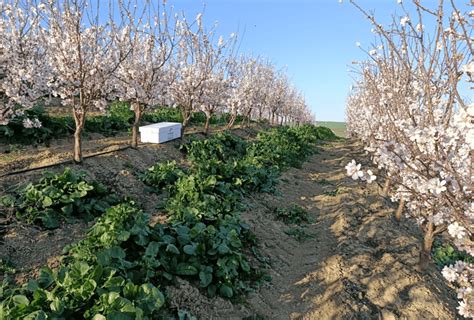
(12, 168, 119, 228)
(0, 125, 334, 319)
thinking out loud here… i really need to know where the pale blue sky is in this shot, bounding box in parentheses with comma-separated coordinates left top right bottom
(161, 1, 471, 121)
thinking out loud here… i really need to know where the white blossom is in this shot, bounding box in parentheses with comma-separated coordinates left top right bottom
(365, 170, 377, 183)
(400, 17, 410, 26)
(448, 222, 467, 239)
(345, 160, 364, 180)
(442, 265, 458, 282)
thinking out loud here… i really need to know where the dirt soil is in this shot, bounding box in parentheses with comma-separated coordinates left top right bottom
(0, 135, 460, 319)
(234, 140, 459, 320)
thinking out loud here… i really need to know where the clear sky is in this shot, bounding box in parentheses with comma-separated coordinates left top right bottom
(163, 0, 471, 122)
(165, 0, 399, 122)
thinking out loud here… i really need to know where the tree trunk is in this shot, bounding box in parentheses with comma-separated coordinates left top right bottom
(73, 109, 85, 163)
(227, 113, 237, 130)
(181, 114, 190, 138)
(204, 115, 211, 135)
(382, 178, 391, 196)
(180, 105, 192, 139)
(242, 110, 251, 128)
(419, 221, 434, 270)
(131, 102, 142, 149)
(395, 197, 404, 221)
(73, 128, 83, 163)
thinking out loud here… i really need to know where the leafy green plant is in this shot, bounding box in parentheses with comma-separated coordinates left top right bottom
(314, 126, 338, 140)
(284, 227, 313, 242)
(0, 261, 165, 319)
(233, 158, 279, 194)
(140, 160, 186, 191)
(0, 107, 57, 145)
(165, 172, 241, 222)
(0, 105, 139, 144)
(84, 115, 130, 135)
(431, 242, 474, 268)
(108, 101, 134, 123)
(275, 204, 309, 224)
(0, 259, 16, 275)
(14, 168, 119, 228)
(64, 201, 257, 299)
(180, 132, 247, 164)
(0, 203, 164, 319)
(142, 107, 183, 123)
(324, 188, 341, 197)
(247, 127, 314, 170)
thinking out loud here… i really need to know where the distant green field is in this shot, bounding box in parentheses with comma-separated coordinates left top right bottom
(317, 121, 347, 138)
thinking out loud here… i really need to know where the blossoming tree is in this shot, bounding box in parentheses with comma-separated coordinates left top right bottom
(42, 0, 123, 162)
(344, 0, 473, 317)
(169, 13, 236, 136)
(0, 0, 48, 126)
(112, 0, 177, 148)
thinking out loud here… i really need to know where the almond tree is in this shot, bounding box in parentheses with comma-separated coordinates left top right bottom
(0, 0, 48, 126)
(268, 74, 289, 125)
(284, 89, 309, 125)
(200, 35, 237, 134)
(42, 0, 121, 162)
(345, 1, 472, 316)
(226, 57, 268, 128)
(199, 69, 229, 134)
(169, 13, 235, 136)
(226, 56, 313, 127)
(112, 0, 177, 148)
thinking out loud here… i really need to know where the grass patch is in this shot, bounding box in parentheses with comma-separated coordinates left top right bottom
(274, 204, 309, 224)
(316, 121, 346, 138)
(284, 227, 313, 242)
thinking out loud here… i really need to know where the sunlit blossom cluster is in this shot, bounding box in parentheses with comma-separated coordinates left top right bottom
(442, 262, 474, 318)
(344, 159, 376, 184)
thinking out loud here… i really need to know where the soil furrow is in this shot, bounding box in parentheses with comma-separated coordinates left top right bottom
(241, 140, 458, 320)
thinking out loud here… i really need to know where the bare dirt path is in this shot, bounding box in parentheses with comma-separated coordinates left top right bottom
(239, 140, 458, 320)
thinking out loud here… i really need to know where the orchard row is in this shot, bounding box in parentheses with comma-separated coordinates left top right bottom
(344, 1, 473, 318)
(0, 125, 336, 319)
(0, 0, 315, 161)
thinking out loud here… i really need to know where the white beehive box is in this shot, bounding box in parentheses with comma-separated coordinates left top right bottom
(139, 122, 182, 144)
